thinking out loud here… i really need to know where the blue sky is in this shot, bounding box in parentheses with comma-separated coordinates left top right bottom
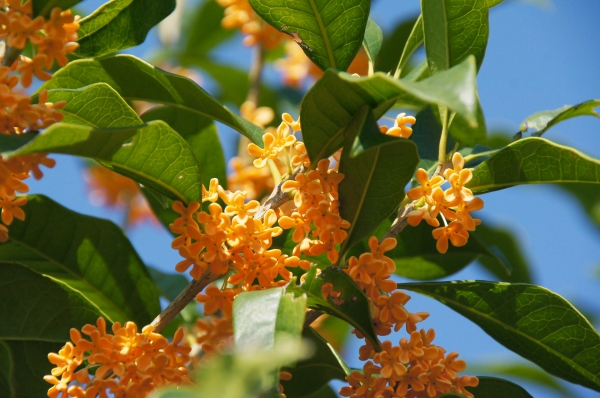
(28, 0, 600, 396)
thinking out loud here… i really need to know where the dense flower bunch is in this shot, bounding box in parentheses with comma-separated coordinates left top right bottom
(45, 317, 191, 397)
(407, 152, 484, 254)
(341, 236, 479, 398)
(0, 1, 79, 241)
(216, 0, 282, 48)
(84, 164, 156, 226)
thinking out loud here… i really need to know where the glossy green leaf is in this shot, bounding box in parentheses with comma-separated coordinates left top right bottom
(147, 266, 189, 302)
(421, 0, 489, 74)
(363, 19, 383, 65)
(0, 340, 62, 398)
(0, 195, 160, 325)
(376, 16, 419, 73)
(46, 83, 142, 128)
(471, 363, 571, 397)
(465, 376, 533, 397)
(75, 0, 176, 58)
(39, 55, 264, 145)
(338, 106, 419, 254)
(281, 328, 349, 398)
(234, 287, 307, 350)
(557, 183, 600, 229)
(248, 0, 370, 71)
(473, 224, 533, 283)
(394, 15, 423, 76)
(290, 265, 381, 350)
(301, 56, 479, 162)
(411, 106, 454, 161)
(5, 120, 202, 203)
(32, 0, 83, 17)
(520, 99, 600, 136)
(449, 98, 487, 146)
(468, 137, 600, 194)
(0, 262, 102, 340)
(399, 281, 600, 391)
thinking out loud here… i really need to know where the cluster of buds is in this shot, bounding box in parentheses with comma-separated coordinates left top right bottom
(0, 1, 80, 241)
(342, 236, 479, 398)
(45, 318, 191, 397)
(216, 0, 282, 48)
(407, 152, 484, 254)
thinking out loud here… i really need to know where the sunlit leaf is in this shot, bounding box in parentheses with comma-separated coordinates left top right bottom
(376, 16, 419, 73)
(468, 137, 600, 194)
(290, 265, 380, 350)
(75, 0, 176, 58)
(0, 195, 160, 325)
(362, 19, 383, 66)
(520, 99, 600, 136)
(421, 0, 489, 74)
(301, 56, 479, 162)
(248, 0, 370, 71)
(394, 15, 423, 75)
(399, 281, 600, 392)
(39, 55, 264, 145)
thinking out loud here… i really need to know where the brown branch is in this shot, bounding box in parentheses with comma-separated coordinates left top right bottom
(381, 161, 451, 241)
(149, 167, 305, 333)
(246, 42, 265, 106)
(1, 46, 21, 67)
(303, 309, 323, 329)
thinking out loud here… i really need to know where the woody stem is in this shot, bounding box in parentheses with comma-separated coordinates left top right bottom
(2, 46, 21, 67)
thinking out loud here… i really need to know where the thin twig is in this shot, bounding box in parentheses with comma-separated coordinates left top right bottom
(254, 165, 304, 220)
(1, 46, 20, 67)
(246, 42, 265, 106)
(303, 309, 323, 329)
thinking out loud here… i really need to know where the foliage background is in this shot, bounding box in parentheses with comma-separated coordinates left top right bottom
(26, 0, 600, 396)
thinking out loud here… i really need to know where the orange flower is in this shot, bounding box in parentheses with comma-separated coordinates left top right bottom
(373, 340, 406, 379)
(384, 113, 416, 138)
(367, 236, 397, 273)
(197, 285, 236, 319)
(306, 159, 345, 194)
(407, 168, 445, 201)
(0, 194, 26, 224)
(432, 222, 469, 254)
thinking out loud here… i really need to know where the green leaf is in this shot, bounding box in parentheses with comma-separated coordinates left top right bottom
(0, 195, 160, 325)
(0, 340, 63, 398)
(399, 281, 600, 392)
(394, 15, 423, 76)
(75, 0, 176, 58)
(32, 0, 83, 17)
(0, 341, 12, 397)
(248, 0, 370, 71)
(46, 83, 143, 128)
(411, 106, 455, 161)
(290, 265, 381, 350)
(376, 16, 419, 73)
(0, 262, 102, 340)
(471, 362, 572, 397)
(301, 56, 479, 162)
(234, 288, 307, 350)
(421, 0, 489, 74)
(4, 120, 202, 203)
(281, 328, 349, 398)
(147, 266, 189, 302)
(39, 55, 264, 145)
(338, 106, 419, 254)
(362, 19, 383, 66)
(449, 98, 487, 146)
(473, 223, 533, 283)
(293, 384, 339, 398)
(520, 99, 600, 136)
(465, 376, 533, 397)
(467, 137, 600, 194)
(181, 0, 236, 58)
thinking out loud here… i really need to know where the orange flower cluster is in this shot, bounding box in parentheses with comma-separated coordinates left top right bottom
(279, 156, 349, 263)
(45, 317, 191, 398)
(407, 152, 484, 254)
(0, 2, 80, 241)
(84, 164, 156, 227)
(341, 236, 478, 398)
(216, 0, 282, 48)
(379, 113, 417, 139)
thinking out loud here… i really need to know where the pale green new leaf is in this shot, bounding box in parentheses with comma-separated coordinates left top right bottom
(4, 120, 202, 203)
(39, 55, 264, 145)
(520, 99, 600, 136)
(301, 56, 478, 162)
(421, 0, 489, 74)
(75, 0, 176, 58)
(0, 195, 160, 325)
(363, 19, 383, 65)
(248, 0, 370, 71)
(399, 281, 600, 392)
(468, 137, 600, 194)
